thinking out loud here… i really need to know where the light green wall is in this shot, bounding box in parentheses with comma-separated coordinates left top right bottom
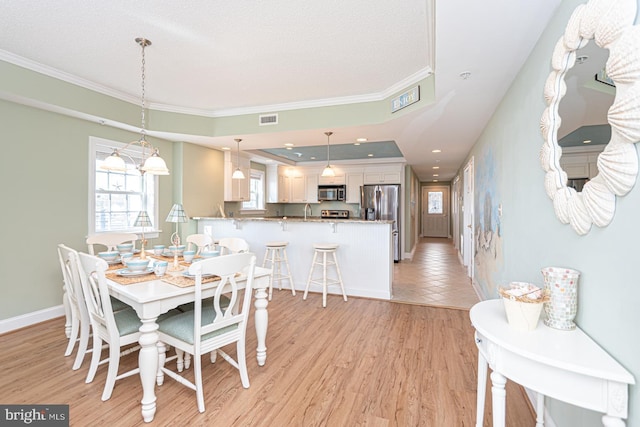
(0, 99, 174, 318)
(462, 1, 640, 424)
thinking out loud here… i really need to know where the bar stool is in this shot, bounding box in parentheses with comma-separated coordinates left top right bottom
(262, 241, 294, 300)
(304, 243, 347, 308)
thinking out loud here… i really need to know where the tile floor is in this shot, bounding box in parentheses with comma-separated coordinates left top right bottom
(392, 237, 480, 309)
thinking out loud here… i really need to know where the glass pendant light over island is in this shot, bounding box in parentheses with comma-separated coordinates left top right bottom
(232, 138, 245, 180)
(322, 131, 335, 177)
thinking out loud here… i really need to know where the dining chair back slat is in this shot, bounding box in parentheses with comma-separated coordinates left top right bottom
(157, 252, 257, 413)
(217, 237, 250, 255)
(76, 252, 142, 401)
(86, 232, 138, 255)
(58, 244, 92, 370)
(185, 233, 214, 255)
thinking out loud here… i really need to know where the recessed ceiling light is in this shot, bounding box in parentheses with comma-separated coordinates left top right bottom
(284, 143, 294, 147)
(433, 166, 440, 169)
(432, 149, 442, 153)
(368, 154, 374, 157)
(583, 139, 592, 144)
(221, 147, 231, 151)
(433, 179, 439, 182)
(356, 138, 368, 142)
(433, 174, 439, 177)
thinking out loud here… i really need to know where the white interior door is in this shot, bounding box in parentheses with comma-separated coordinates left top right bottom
(422, 186, 450, 237)
(463, 158, 474, 279)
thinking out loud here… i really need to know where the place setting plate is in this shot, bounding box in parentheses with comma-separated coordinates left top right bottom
(116, 268, 154, 277)
(182, 271, 215, 279)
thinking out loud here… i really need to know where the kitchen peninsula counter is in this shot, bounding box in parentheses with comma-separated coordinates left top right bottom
(194, 217, 394, 300)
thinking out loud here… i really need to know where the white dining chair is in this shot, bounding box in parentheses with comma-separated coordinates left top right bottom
(157, 252, 257, 413)
(86, 232, 138, 255)
(185, 233, 214, 255)
(58, 244, 93, 370)
(76, 252, 144, 401)
(217, 237, 250, 255)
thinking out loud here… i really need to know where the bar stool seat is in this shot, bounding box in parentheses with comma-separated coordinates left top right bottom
(262, 241, 294, 300)
(304, 243, 347, 307)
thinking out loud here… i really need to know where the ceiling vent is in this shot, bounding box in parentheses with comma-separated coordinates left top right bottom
(259, 113, 278, 126)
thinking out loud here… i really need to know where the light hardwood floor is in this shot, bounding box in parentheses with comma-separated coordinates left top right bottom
(0, 238, 535, 426)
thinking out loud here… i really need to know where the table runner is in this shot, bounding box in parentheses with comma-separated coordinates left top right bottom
(161, 274, 221, 288)
(105, 271, 157, 285)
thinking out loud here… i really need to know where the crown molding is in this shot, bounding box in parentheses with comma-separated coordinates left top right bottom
(1, 49, 432, 119)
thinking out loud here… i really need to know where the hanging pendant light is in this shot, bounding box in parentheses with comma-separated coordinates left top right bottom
(321, 131, 335, 177)
(232, 138, 246, 179)
(102, 38, 169, 175)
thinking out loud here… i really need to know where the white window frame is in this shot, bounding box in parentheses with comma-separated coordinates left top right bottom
(88, 136, 160, 238)
(242, 169, 266, 213)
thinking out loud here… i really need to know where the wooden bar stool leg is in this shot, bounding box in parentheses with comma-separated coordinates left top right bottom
(304, 250, 318, 300)
(322, 251, 328, 308)
(332, 251, 347, 302)
(282, 248, 295, 296)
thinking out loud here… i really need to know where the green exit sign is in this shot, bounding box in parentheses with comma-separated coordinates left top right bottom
(391, 86, 420, 113)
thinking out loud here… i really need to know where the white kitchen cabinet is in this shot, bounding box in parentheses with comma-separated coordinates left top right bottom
(318, 174, 345, 185)
(559, 146, 605, 180)
(363, 165, 402, 184)
(346, 172, 363, 203)
(267, 164, 292, 203)
(224, 151, 250, 202)
(305, 174, 319, 203)
(290, 175, 305, 203)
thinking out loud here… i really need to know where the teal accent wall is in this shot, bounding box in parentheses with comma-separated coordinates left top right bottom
(462, 1, 640, 424)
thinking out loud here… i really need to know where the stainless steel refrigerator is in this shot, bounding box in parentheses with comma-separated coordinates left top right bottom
(360, 184, 400, 262)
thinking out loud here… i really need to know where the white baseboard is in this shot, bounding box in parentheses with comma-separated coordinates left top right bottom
(0, 305, 64, 335)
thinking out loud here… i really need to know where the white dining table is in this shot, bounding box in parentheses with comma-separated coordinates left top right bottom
(106, 263, 271, 423)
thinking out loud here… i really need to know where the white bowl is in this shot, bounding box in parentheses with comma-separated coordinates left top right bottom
(200, 250, 220, 258)
(168, 245, 186, 255)
(97, 251, 119, 262)
(126, 258, 150, 272)
(117, 243, 134, 254)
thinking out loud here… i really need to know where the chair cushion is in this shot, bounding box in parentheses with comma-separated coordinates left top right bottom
(177, 295, 231, 313)
(158, 305, 238, 345)
(114, 308, 181, 336)
(110, 296, 131, 312)
(114, 309, 142, 336)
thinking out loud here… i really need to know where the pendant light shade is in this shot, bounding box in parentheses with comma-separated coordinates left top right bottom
(232, 138, 245, 179)
(321, 131, 335, 177)
(101, 38, 169, 176)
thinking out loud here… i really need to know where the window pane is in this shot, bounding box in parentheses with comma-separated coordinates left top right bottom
(428, 191, 443, 214)
(90, 137, 159, 234)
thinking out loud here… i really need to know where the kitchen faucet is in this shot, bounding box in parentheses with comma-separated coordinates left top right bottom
(304, 203, 312, 220)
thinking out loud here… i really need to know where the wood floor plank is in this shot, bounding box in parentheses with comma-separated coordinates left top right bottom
(0, 292, 535, 426)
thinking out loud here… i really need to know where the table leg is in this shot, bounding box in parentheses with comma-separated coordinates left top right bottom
(476, 348, 488, 427)
(491, 370, 507, 427)
(254, 280, 269, 366)
(536, 393, 545, 427)
(602, 415, 626, 427)
(138, 318, 159, 423)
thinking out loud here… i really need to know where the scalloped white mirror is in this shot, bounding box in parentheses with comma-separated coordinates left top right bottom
(540, 0, 640, 235)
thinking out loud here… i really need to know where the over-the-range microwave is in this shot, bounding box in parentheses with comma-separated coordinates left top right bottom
(318, 185, 346, 201)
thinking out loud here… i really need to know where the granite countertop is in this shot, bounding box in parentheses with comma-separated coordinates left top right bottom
(193, 216, 394, 224)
